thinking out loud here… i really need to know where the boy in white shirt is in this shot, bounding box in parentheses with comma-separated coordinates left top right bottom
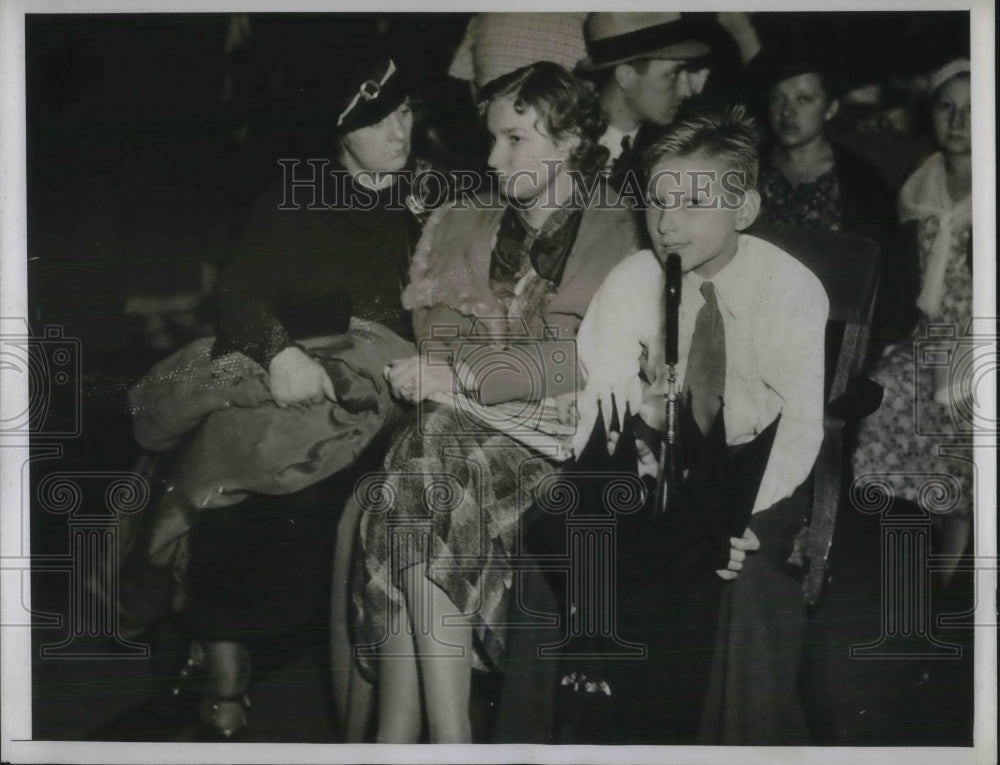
(575, 106, 828, 743)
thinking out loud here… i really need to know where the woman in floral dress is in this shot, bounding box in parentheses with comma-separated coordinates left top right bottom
(852, 59, 973, 586)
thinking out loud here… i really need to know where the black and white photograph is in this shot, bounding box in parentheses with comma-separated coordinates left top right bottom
(0, 2, 995, 763)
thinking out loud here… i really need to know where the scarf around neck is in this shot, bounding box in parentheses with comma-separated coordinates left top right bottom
(898, 152, 972, 318)
(491, 203, 584, 286)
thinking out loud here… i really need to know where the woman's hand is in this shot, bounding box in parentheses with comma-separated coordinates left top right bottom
(716, 526, 761, 581)
(554, 391, 579, 425)
(268, 346, 336, 408)
(385, 355, 456, 403)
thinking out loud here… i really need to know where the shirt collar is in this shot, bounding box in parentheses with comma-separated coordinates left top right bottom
(600, 124, 641, 162)
(683, 235, 752, 320)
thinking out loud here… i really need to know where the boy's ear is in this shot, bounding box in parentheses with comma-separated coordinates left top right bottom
(735, 188, 761, 231)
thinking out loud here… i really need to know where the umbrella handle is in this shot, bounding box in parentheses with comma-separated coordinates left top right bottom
(653, 368, 679, 517)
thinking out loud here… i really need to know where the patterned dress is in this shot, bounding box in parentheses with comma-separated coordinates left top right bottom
(852, 216, 974, 516)
(353, 205, 582, 673)
(758, 165, 842, 231)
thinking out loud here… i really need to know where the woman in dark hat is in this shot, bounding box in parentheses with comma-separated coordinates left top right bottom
(165, 49, 442, 739)
(755, 55, 908, 356)
(218, 52, 436, 364)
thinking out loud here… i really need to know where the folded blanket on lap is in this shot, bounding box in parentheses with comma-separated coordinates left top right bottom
(110, 320, 414, 635)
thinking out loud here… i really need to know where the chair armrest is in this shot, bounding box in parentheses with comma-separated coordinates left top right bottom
(826, 376, 884, 422)
(801, 414, 848, 604)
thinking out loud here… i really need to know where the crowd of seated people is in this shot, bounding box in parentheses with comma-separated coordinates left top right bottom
(104, 11, 976, 745)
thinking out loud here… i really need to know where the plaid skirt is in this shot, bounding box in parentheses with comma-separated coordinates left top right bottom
(352, 401, 557, 673)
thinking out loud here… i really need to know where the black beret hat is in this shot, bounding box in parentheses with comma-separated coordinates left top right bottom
(333, 55, 411, 134)
(756, 46, 847, 100)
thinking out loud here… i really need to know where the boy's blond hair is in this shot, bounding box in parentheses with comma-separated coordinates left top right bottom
(641, 105, 762, 192)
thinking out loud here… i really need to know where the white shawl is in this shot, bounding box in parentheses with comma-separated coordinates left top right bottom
(897, 151, 972, 319)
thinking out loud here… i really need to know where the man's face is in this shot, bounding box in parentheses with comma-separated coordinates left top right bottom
(622, 59, 706, 126)
(644, 152, 759, 279)
(486, 95, 575, 205)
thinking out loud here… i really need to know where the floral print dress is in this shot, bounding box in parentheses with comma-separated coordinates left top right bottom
(758, 165, 842, 231)
(852, 215, 974, 516)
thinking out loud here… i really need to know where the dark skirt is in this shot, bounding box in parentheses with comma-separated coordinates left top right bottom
(494, 486, 812, 745)
(696, 487, 812, 745)
(183, 447, 385, 643)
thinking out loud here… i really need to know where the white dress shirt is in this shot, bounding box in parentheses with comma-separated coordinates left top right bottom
(575, 234, 829, 513)
(599, 124, 640, 168)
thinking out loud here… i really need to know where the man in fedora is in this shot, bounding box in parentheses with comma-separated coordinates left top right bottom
(578, 12, 762, 185)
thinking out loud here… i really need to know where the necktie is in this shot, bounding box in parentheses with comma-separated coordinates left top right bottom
(684, 282, 726, 434)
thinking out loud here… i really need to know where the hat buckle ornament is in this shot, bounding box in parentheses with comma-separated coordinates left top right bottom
(360, 80, 381, 102)
(337, 58, 398, 127)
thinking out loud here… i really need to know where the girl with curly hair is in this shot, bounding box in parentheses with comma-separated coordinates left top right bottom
(350, 62, 639, 742)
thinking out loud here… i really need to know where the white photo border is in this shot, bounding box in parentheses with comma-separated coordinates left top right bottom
(2, 0, 995, 763)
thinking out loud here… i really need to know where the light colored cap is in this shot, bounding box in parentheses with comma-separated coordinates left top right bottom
(449, 13, 588, 91)
(928, 58, 970, 95)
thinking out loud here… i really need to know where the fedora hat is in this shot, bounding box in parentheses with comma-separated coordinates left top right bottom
(578, 12, 710, 72)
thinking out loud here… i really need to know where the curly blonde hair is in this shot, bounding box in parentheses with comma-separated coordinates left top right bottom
(477, 62, 609, 178)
